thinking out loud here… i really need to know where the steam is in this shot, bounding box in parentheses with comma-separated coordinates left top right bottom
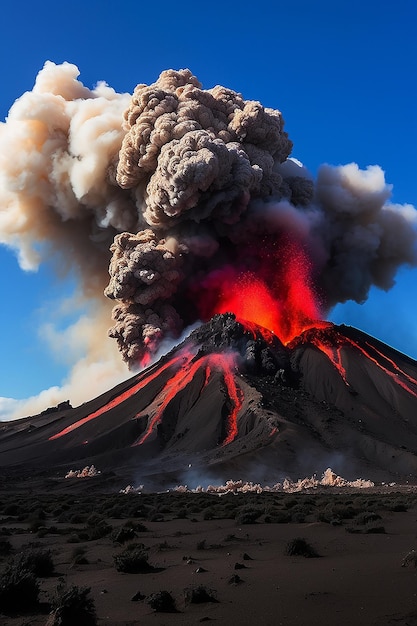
(1, 61, 416, 379)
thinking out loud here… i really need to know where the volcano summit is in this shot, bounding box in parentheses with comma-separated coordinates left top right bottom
(1, 313, 417, 488)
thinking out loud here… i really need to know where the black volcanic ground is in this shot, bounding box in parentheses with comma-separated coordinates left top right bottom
(2, 313, 417, 488)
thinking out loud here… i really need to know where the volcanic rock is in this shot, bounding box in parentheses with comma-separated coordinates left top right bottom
(1, 313, 417, 487)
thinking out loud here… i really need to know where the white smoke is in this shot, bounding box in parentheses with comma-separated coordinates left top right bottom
(1, 62, 416, 419)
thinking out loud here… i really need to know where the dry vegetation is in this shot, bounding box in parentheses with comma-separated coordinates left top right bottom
(0, 486, 416, 625)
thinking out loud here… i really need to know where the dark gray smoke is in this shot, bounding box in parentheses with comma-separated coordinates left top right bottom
(1, 61, 416, 369)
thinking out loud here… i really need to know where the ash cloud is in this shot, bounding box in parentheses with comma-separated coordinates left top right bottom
(1, 62, 416, 373)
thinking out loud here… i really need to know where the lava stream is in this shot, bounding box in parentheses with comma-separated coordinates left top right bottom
(207, 353, 244, 446)
(364, 341, 417, 388)
(134, 352, 243, 447)
(48, 353, 192, 440)
(347, 339, 417, 398)
(308, 336, 350, 385)
(295, 326, 417, 397)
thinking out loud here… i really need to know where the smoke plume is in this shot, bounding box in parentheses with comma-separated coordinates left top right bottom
(1, 61, 416, 371)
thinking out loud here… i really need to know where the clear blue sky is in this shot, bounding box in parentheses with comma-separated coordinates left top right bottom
(0, 0, 416, 415)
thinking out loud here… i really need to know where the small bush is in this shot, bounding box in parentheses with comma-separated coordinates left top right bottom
(111, 526, 136, 544)
(15, 548, 54, 577)
(184, 585, 219, 604)
(146, 590, 177, 613)
(365, 524, 386, 534)
(86, 521, 112, 541)
(354, 511, 382, 526)
(285, 537, 319, 558)
(0, 562, 39, 612)
(71, 546, 89, 566)
(202, 507, 215, 520)
(114, 544, 155, 573)
(264, 510, 291, 524)
(47, 584, 96, 626)
(235, 506, 263, 525)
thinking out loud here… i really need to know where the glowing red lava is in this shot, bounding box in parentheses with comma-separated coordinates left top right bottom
(48, 352, 193, 440)
(134, 352, 243, 447)
(291, 325, 417, 397)
(199, 237, 322, 346)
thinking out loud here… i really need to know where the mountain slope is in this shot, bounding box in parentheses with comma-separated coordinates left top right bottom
(1, 313, 417, 486)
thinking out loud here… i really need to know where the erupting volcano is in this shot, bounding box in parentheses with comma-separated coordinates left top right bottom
(1, 313, 417, 488)
(1, 62, 416, 377)
(1, 63, 417, 488)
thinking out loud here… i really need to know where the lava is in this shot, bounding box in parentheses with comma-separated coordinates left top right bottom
(197, 236, 323, 346)
(294, 325, 351, 385)
(207, 353, 244, 446)
(291, 324, 417, 397)
(348, 338, 417, 398)
(48, 352, 193, 440)
(134, 351, 243, 447)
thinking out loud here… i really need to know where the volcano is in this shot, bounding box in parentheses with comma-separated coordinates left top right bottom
(1, 313, 417, 487)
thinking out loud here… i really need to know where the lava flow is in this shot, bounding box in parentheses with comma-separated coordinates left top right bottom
(134, 351, 243, 447)
(291, 325, 417, 397)
(199, 236, 323, 346)
(49, 352, 194, 440)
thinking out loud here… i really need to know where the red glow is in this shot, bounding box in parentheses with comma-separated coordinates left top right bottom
(207, 353, 243, 446)
(292, 325, 417, 397)
(134, 352, 243, 447)
(217, 275, 281, 338)
(48, 353, 192, 440)
(196, 237, 322, 344)
(134, 350, 208, 445)
(364, 342, 417, 388)
(302, 328, 350, 385)
(349, 339, 417, 398)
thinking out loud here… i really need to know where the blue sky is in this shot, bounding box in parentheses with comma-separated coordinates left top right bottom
(0, 0, 416, 416)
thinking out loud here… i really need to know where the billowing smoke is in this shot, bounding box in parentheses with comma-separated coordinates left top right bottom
(1, 61, 416, 371)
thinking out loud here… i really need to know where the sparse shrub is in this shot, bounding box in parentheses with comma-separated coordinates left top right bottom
(202, 507, 215, 520)
(381, 498, 408, 512)
(235, 506, 263, 525)
(289, 504, 312, 523)
(0, 562, 39, 612)
(47, 584, 96, 626)
(85, 520, 112, 541)
(111, 526, 136, 544)
(122, 520, 148, 533)
(354, 511, 382, 525)
(15, 548, 54, 577)
(283, 497, 298, 509)
(317, 503, 356, 525)
(264, 510, 291, 524)
(114, 544, 155, 573)
(364, 523, 386, 534)
(390, 503, 408, 512)
(285, 537, 319, 558)
(184, 585, 219, 604)
(345, 525, 362, 534)
(71, 546, 89, 566)
(146, 590, 177, 613)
